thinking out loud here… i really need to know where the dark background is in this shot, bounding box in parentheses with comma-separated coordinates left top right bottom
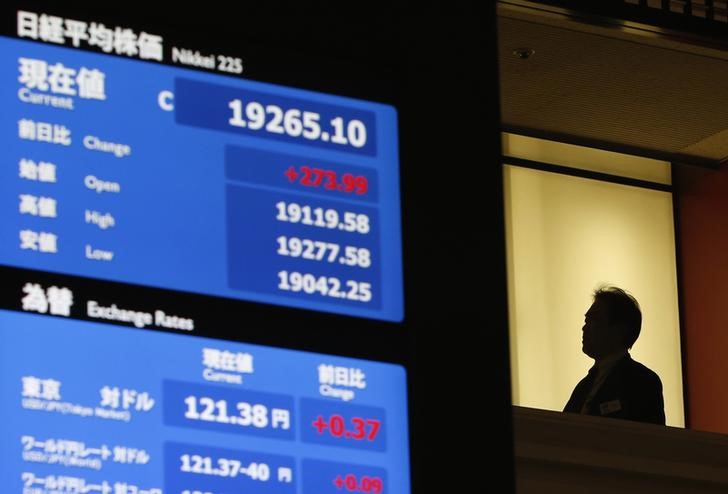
(1, 3, 513, 491)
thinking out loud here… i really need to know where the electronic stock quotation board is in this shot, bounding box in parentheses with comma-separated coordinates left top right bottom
(0, 8, 409, 494)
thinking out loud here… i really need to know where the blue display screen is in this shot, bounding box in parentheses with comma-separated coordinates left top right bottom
(0, 309, 411, 493)
(0, 36, 403, 321)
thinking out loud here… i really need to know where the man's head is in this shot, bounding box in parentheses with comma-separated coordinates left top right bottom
(581, 286, 642, 360)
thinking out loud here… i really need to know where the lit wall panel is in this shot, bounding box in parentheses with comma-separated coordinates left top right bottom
(504, 163, 684, 427)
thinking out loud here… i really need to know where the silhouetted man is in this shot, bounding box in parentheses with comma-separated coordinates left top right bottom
(564, 286, 665, 425)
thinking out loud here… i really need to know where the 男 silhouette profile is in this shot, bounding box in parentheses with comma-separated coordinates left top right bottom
(564, 286, 665, 425)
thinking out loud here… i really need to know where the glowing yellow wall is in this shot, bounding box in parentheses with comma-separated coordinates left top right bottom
(504, 135, 684, 427)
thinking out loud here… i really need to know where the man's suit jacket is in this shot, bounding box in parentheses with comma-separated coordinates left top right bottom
(564, 355, 665, 425)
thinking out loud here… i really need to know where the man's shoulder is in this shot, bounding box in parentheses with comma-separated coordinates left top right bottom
(620, 356, 662, 385)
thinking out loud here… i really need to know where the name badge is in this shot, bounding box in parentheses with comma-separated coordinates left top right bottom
(599, 399, 622, 415)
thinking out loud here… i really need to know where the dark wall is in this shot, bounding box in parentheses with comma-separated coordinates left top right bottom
(399, 8, 513, 492)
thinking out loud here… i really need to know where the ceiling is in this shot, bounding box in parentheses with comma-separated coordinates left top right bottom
(498, 1, 728, 167)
